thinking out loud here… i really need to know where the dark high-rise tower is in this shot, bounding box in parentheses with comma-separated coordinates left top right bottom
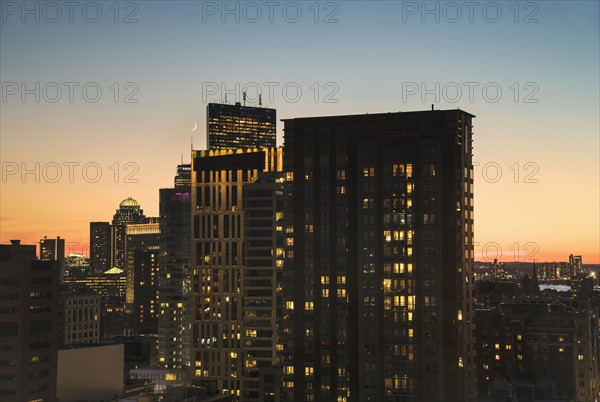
(90, 222, 111, 273)
(0, 240, 60, 402)
(158, 164, 192, 373)
(206, 102, 276, 150)
(281, 109, 476, 402)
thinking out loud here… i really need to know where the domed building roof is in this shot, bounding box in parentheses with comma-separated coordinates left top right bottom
(119, 197, 139, 208)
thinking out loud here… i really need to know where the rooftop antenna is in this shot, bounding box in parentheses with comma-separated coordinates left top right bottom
(259, 94, 262, 106)
(243, 91, 247, 106)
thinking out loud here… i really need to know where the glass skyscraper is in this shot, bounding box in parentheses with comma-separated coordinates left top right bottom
(206, 102, 276, 150)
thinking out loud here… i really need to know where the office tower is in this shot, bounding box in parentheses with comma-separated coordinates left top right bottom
(40, 235, 66, 278)
(191, 147, 283, 400)
(59, 289, 100, 345)
(206, 102, 276, 150)
(111, 197, 147, 270)
(90, 222, 112, 273)
(126, 220, 160, 335)
(281, 109, 476, 402)
(158, 164, 192, 373)
(0, 240, 60, 402)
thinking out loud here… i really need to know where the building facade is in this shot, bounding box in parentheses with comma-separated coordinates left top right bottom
(206, 102, 276, 150)
(281, 109, 477, 402)
(190, 147, 283, 400)
(158, 164, 192, 373)
(0, 240, 60, 402)
(59, 290, 100, 345)
(476, 299, 599, 401)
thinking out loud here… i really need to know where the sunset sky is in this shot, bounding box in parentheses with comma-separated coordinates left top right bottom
(1, 1, 598, 263)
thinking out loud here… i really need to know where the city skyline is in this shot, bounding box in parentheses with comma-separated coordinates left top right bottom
(2, 2, 599, 401)
(2, 1, 598, 263)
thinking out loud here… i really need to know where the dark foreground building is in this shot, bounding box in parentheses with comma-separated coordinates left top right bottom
(281, 109, 476, 402)
(0, 240, 60, 402)
(206, 102, 276, 150)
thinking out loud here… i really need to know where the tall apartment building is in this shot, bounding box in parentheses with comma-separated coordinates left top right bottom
(90, 222, 111, 273)
(0, 240, 60, 402)
(126, 220, 160, 335)
(191, 147, 283, 400)
(281, 109, 476, 402)
(206, 102, 276, 150)
(158, 164, 192, 374)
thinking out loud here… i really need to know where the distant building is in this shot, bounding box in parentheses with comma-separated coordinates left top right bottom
(65, 253, 90, 273)
(569, 254, 583, 277)
(40, 235, 65, 278)
(0, 240, 60, 402)
(112, 197, 148, 270)
(59, 290, 100, 345)
(90, 221, 112, 273)
(63, 267, 126, 299)
(206, 102, 276, 150)
(491, 258, 506, 279)
(476, 298, 600, 401)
